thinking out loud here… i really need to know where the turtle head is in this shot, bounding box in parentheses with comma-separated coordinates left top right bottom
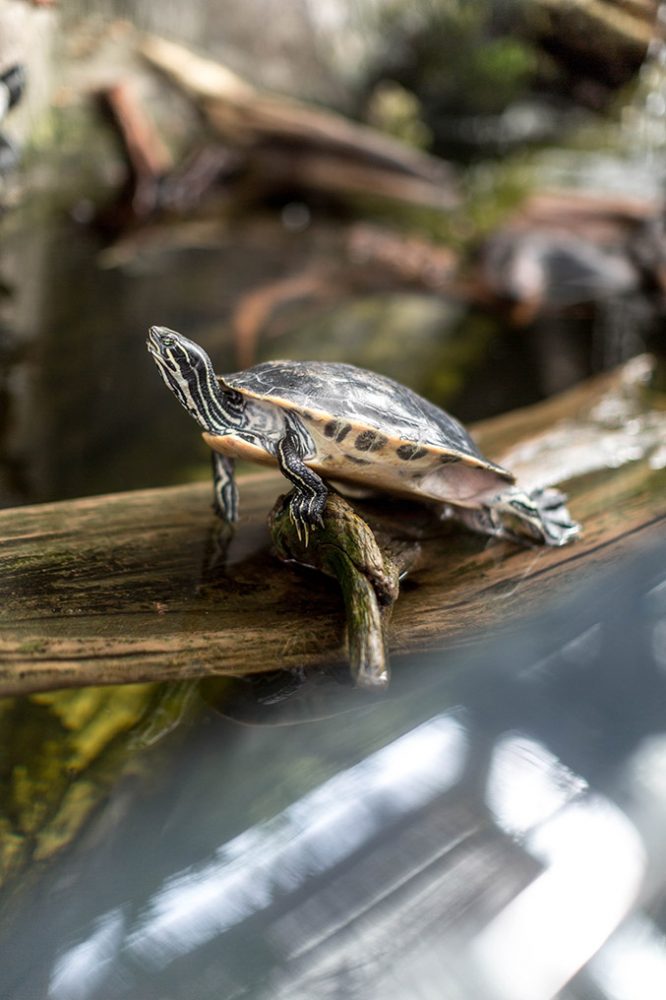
(147, 326, 244, 433)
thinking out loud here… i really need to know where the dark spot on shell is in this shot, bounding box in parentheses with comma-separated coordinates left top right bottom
(397, 444, 428, 461)
(324, 419, 353, 442)
(439, 453, 461, 464)
(355, 430, 387, 452)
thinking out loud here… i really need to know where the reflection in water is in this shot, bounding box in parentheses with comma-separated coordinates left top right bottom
(48, 714, 467, 997)
(49, 909, 125, 1000)
(44, 723, 649, 1000)
(472, 796, 646, 1000)
(628, 734, 666, 803)
(486, 733, 587, 837)
(587, 915, 666, 1000)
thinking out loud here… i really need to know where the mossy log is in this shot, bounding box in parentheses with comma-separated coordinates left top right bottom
(269, 489, 420, 691)
(0, 355, 664, 697)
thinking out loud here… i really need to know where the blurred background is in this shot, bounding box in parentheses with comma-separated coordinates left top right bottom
(1, 0, 665, 507)
(0, 1, 665, 998)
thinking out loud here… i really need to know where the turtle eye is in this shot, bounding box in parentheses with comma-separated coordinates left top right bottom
(161, 335, 175, 348)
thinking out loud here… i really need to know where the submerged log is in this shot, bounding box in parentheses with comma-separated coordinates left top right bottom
(0, 355, 664, 697)
(231, 223, 457, 367)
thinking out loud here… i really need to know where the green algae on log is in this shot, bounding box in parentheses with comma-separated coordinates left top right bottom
(269, 489, 421, 691)
(0, 681, 198, 890)
(0, 355, 664, 697)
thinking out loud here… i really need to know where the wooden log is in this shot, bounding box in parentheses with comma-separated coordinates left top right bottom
(139, 35, 457, 210)
(101, 82, 172, 183)
(0, 355, 663, 697)
(533, 0, 657, 56)
(528, 0, 659, 93)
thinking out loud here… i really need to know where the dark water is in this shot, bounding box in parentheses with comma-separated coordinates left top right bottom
(1, 541, 665, 1000)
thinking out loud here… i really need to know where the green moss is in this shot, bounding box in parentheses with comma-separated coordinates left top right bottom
(0, 682, 201, 892)
(366, 81, 432, 149)
(373, 0, 539, 119)
(16, 640, 48, 656)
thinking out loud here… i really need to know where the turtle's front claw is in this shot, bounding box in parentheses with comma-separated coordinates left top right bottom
(288, 502, 309, 547)
(287, 491, 327, 547)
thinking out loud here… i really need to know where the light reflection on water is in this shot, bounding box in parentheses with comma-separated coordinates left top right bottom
(485, 733, 588, 837)
(49, 714, 467, 997)
(472, 796, 646, 1000)
(588, 914, 666, 1000)
(0, 539, 660, 1000)
(49, 910, 125, 1000)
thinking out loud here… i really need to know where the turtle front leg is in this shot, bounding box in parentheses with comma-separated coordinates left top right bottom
(276, 430, 327, 545)
(211, 451, 238, 524)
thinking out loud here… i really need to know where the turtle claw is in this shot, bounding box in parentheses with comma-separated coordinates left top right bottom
(287, 491, 326, 548)
(308, 495, 326, 531)
(289, 502, 311, 547)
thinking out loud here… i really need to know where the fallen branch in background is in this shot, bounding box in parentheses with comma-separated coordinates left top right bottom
(138, 34, 458, 211)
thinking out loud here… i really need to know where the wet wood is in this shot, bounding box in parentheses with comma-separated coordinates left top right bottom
(269, 489, 419, 691)
(0, 355, 663, 697)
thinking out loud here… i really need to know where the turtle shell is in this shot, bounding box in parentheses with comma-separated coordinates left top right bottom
(216, 361, 514, 505)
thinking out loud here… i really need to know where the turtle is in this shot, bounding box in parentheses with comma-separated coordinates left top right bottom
(147, 326, 580, 547)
